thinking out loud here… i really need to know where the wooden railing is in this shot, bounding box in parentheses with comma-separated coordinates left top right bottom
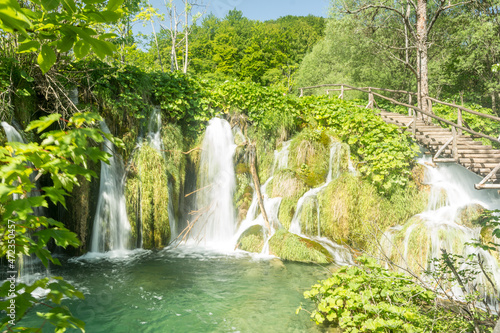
(298, 84, 500, 189)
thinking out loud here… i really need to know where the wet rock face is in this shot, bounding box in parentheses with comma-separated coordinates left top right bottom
(455, 203, 485, 228)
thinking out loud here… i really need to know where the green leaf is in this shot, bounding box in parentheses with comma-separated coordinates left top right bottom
(18, 40, 40, 53)
(37, 44, 57, 74)
(58, 34, 75, 53)
(41, 0, 60, 11)
(0, 0, 32, 38)
(73, 40, 90, 59)
(60, 0, 77, 13)
(106, 0, 123, 11)
(26, 113, 61, 133)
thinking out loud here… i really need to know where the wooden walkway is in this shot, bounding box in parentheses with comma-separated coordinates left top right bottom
(298, 83, 500, 189)
(378, 110, 500, 189)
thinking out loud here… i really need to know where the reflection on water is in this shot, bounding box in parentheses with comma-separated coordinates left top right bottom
(21, 248, 331, 332)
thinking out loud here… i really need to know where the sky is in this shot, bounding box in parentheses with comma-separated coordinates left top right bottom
(134, 0, 330, 37)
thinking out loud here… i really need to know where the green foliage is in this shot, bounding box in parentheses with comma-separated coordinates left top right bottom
(0, 112, 113, 332)
(152, 72, 212, 136)
(211, 80, 298, 144)
(300, 255, 468, 332)
(268, 229, 333, 264)
(432, 102, 500, 145)
(301, 95, 419, 195)
(188, 12, 325, 87)
(1, 0, 123, 73)
(288, 128, 332, 187)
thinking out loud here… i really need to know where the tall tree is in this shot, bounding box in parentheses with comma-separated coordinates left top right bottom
(336, 0, 478, 112)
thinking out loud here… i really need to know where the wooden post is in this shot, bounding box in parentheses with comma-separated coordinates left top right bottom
(299, 88, 303, 97)
(452, 126, 458, 161)
(366, 88, 374, 109)
(457, 107, 462, 136)
(413, 107, 417, 136)
(339, 85, 344, 100)
(408, 94, 412, 116)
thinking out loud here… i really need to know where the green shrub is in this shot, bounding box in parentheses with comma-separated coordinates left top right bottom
(299, 255, 469, 332)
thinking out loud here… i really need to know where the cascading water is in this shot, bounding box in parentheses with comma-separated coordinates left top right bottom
(190, 118, 237, 248)
(386, 155, 500, 305)
(287, 142, 353, 264)
(90, 122, 131, 252)
(2, 121, 25, 143)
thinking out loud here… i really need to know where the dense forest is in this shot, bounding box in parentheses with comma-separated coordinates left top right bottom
(1, 0, 500, 331)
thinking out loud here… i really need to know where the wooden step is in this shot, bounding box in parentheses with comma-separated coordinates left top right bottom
(462, 162, 500, 168)
(459, 158, 500, 164)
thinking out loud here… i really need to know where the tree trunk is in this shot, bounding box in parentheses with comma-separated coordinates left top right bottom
(492, 91, 497, 115)
(183, 0, 188, 74)
(416, 0, 429, 113)
(249, 143, 271, 232)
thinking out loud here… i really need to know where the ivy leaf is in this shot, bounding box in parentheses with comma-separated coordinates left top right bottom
(37, 44, 57, 74)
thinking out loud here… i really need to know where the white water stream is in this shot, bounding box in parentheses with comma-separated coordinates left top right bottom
(386, 156, 500, 305)
(90, 122, 131, 253)
(189, 118, 237, 249)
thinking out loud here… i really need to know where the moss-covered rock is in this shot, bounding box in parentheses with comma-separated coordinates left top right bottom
(317, 171, 427, 254)
(268, 229, 334, 263)
(237, 225, 265, 253)
(289, 128, 330, 187)
(162, 122, 186, 216)
(455, 204, 485, 228)
(268, 169, 309, 230)
(235, 173, 253, 222)
(318, 173, 381, 250)
(390, 216, 430, 273)
(126, 144, 171, 249)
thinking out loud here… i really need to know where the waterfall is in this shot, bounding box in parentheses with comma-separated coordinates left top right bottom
(393, 156, 500, 305)
(90, 122, 131, 252)
(1, 121, 43, 280)
(190, 118, 237, 248)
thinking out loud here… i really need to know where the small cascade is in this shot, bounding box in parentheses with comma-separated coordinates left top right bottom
(392, 156, 500, 305)
(90, 122, 131, 252)
(144, 107, 177, 240)
(190, 118, 237, 248)
(232, 141, 291, 253)
(2, 121, 25, 143)
(289, 142, 343, 235)
(146, 107, 163, 152)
